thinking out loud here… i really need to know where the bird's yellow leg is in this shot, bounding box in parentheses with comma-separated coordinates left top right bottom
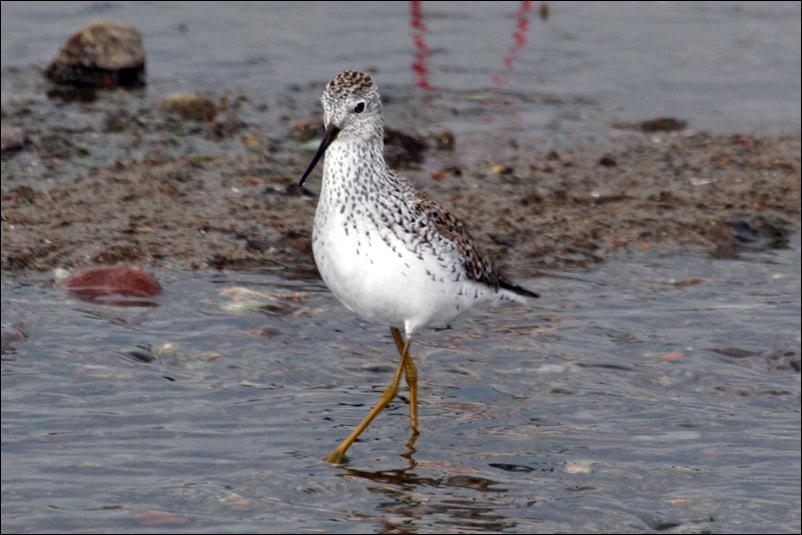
(324, 341, 407, 464)
(391, 327, 419, 439)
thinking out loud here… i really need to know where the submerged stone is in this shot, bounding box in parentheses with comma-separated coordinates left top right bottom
(62, 265, 162, 299)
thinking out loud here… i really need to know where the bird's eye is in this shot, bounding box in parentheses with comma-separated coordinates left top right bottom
(354, 102, 365, 114)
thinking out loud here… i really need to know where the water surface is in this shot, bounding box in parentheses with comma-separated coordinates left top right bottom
(2, 1, 800, 138)
(2, 240, 799, 533)
(2, 1, 800, 532)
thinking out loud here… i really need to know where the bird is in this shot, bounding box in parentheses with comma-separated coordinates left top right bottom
(299, 70, 539, 463)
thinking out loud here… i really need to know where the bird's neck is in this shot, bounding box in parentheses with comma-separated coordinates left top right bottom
(322, 133, 388, 191)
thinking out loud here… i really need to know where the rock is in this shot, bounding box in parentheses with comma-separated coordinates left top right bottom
(159, 92, 217, 121)
(1, 126, 27, 155)
(709, 214, 791, 258)
(598, 155, 617, 167)
(431, 165, 462, 182)
(611, 117, 687, 132)
(244, 238, 270, 253)
(727, 216, 788, 249)
(384, 127, 427, 168)
(129, 348, 156, 363)
(490, 163, 514, 175)
(433, 130, 455, 150)
(46, 21, 146, 87)
(539, 3, 551, 21)
(640, 117, 687, 132)
(62, 266, 162, 300)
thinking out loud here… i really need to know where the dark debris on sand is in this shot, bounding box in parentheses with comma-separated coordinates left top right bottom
(1, 67, 799, 279)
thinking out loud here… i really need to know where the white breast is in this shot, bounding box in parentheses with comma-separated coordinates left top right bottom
(312, 206, 496, 334)
(312, 140, 501, 334)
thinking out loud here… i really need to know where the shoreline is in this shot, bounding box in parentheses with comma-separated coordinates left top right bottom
(2, 69, 800, 279)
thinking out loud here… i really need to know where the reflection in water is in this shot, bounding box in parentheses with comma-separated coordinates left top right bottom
(343, 461, 514, 534)
(66, 289, 160, 307)
(409, 0, 432, 90)
(492, 1, 534, 87)
(2, 240, 799, 532)
(408, 1, 537, 90)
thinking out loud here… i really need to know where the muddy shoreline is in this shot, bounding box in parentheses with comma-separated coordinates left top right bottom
(2, 67, 800, 280)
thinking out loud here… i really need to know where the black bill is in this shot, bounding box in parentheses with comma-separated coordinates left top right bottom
(299, 123, 341, 186)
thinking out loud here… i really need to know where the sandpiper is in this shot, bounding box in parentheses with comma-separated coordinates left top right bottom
(299, 70, 539, 463)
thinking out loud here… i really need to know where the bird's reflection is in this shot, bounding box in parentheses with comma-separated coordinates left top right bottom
(338, 448, 514, 534)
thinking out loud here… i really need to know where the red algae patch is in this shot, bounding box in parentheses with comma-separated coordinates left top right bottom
(62, 265, 162, 301)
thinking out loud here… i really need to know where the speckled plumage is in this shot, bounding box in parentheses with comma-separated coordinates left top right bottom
(306, 70, 537, 337)
(299, 70, 539, 463)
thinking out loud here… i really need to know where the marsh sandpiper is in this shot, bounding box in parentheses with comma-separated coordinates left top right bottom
(299, 70, 539, 463)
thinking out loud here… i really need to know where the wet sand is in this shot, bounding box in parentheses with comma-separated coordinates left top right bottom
(2, 68, 799, 278)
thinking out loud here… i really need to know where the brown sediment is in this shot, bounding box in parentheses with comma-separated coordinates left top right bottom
(1, 71, 799, 279)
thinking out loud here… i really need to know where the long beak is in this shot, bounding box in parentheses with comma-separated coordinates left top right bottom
(299, 123, 341, 186)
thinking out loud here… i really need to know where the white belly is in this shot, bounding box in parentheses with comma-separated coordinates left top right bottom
(312, 212, 494, 334)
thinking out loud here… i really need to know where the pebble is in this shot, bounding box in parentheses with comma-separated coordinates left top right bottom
(1, 126, 27, 154)
(159, 92, 217, 121)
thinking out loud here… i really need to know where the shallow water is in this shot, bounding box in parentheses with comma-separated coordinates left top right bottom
(2, 238, 800, 533)
(2, 1, 801, 138)
(2, 1, 801, 532)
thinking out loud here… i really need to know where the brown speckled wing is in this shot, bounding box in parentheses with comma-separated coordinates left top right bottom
(414, 196, 502, 290)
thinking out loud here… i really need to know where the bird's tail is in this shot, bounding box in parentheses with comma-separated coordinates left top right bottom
(499, 279, 540, 300)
